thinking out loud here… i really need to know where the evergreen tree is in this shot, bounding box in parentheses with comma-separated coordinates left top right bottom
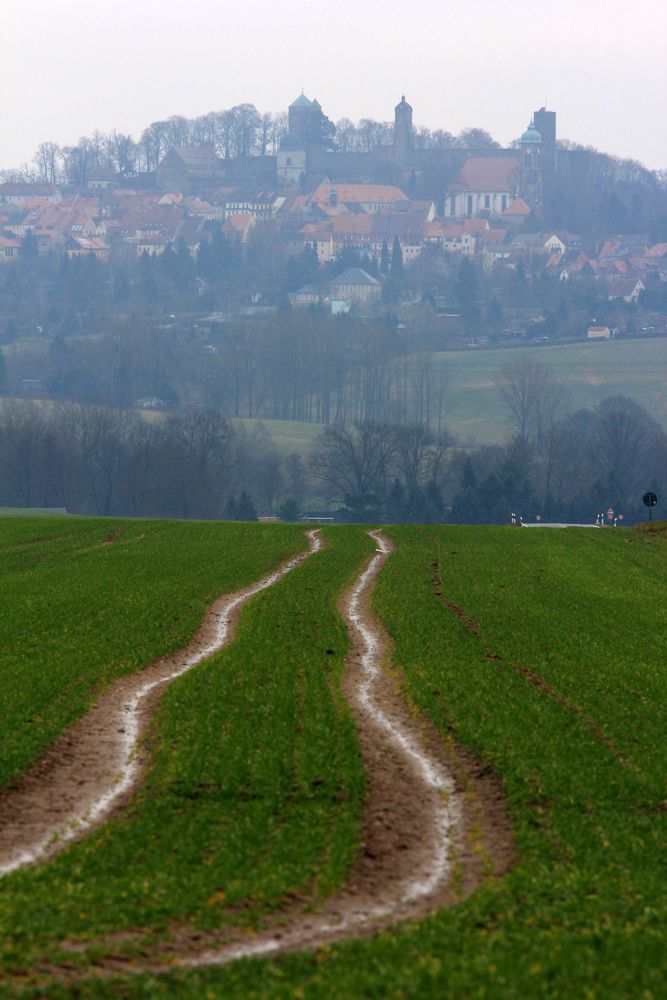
(224, 494, 238, 520)
(461, 456, 477, 490)
(455, 257, 479, 324)
(390, 236, 403, 278)
(236, 489, 257, 521)
(425, 479, 444, 520)
(386, 478, 406, 522)
(380, 239, 390, 275)
(19, 231, 39, 263)
(278, 497, 299, 522)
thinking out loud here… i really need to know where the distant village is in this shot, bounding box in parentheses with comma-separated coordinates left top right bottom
(1, 94, 666, 330)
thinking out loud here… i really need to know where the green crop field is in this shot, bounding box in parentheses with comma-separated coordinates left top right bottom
(436, 337, 667, 444)
(234, 417, 326, 454)
(1, 519, 666, 998)
(0, 517, 306, 789)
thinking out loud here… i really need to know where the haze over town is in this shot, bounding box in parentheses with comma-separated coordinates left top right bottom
(4, 0, 667, 173)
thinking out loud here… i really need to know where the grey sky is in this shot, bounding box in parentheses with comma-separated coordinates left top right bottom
(3, 0, 666, 172)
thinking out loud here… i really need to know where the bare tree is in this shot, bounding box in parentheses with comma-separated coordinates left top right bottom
(33, 142, 61, 184)
(495, 357, 566, 446)
(309, 421, 394, 506)
(591, 395, 666, 511)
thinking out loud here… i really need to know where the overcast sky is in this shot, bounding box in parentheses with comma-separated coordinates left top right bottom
(3, 0, 666, 172)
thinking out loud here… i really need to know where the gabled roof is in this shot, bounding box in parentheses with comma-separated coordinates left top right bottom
(160, 146, 221, 171)
(330, 268, 381, 286)
(478, 228, 508, 245)
(0, 183, 58, 196)
(449, 157, 521, 194)
(87, 166, 118, 180)
(503, 197, 531, 216)
(290, 93, 312, 108)
(310, 183, 409, 206)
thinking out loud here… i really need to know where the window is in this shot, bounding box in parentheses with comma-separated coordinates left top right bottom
(467, 195, 473, 216)
(484, 195, 490, 209)
(502, 195, 507, 211)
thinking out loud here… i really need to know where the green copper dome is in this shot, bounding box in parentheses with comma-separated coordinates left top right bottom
(520, 121, 542, 143)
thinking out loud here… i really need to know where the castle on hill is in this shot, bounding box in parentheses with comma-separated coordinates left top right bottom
(157, 94, 570, 221)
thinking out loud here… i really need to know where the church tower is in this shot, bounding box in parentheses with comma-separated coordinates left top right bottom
(519, 120, 543, 212)
(394, 95, 413, 166)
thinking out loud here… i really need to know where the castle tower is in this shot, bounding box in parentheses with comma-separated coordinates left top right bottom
(533, 107, 556, 175)
(287, 93, 315, 145)
(394, 95, 413, 166)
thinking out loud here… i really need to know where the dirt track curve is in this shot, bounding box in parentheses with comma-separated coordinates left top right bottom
(0, 530, 322, 876)
(1, 529, 512, 981)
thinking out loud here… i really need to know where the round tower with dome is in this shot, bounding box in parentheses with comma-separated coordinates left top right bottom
(519, 120, 543, 211)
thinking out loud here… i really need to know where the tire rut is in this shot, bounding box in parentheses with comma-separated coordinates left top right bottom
(28, 531, 513, 984)
(0, 531, 322, 876)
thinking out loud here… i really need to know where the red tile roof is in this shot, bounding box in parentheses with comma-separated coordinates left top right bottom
(449, 157, 521, 194)
(503, 197, 531, 216)
(310, 183, 409, 206)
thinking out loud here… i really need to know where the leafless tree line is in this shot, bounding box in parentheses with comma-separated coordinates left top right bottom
(309, 420, 450, 511)
(189, 320, 452, 429)
(12, 109, 506, 186)
(490, 358, 667, 516)
(10, 106, 289, 186)
(23, 316, 453, 431)
(0, 401, 306, 518)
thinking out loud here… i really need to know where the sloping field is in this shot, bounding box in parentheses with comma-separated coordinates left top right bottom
(438, 337, 667, 443)
(1, 521, 666, 997)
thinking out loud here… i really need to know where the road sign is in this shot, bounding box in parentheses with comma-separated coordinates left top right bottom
(643, 491, 658, 523)
(606, 507, 614, 520)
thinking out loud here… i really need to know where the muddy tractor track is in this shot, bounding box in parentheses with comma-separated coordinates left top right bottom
(1, 529, 512, 982)
(0, 531, 322, 876)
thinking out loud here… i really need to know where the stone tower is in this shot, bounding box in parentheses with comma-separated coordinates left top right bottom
(394, 95, 413, 166)
(533, 107, 556, 175)
(287, 93, 316, 145)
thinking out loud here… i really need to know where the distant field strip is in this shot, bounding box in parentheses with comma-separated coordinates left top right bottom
(0, 531, 322, 876)
(437, 337, 667, 443)
(0, 518, 306, 790)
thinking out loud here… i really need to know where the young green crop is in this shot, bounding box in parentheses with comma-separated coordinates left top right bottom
(0, 517, 306, 789)
(21, 523, 666, 1000)
(0, 525, 373, 980)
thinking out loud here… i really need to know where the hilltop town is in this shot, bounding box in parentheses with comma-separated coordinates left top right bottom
(1, 94, 666, 321)
(0, 92, 666, 392)
(0, 94, 666, 525)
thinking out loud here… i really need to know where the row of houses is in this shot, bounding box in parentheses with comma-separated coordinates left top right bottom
(1, 180, 666, 307)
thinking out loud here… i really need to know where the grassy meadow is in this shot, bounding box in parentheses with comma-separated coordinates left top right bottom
(437, 336, 667, 444)
(1, 518, 666, 997)
(219, 337, 667, 450)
